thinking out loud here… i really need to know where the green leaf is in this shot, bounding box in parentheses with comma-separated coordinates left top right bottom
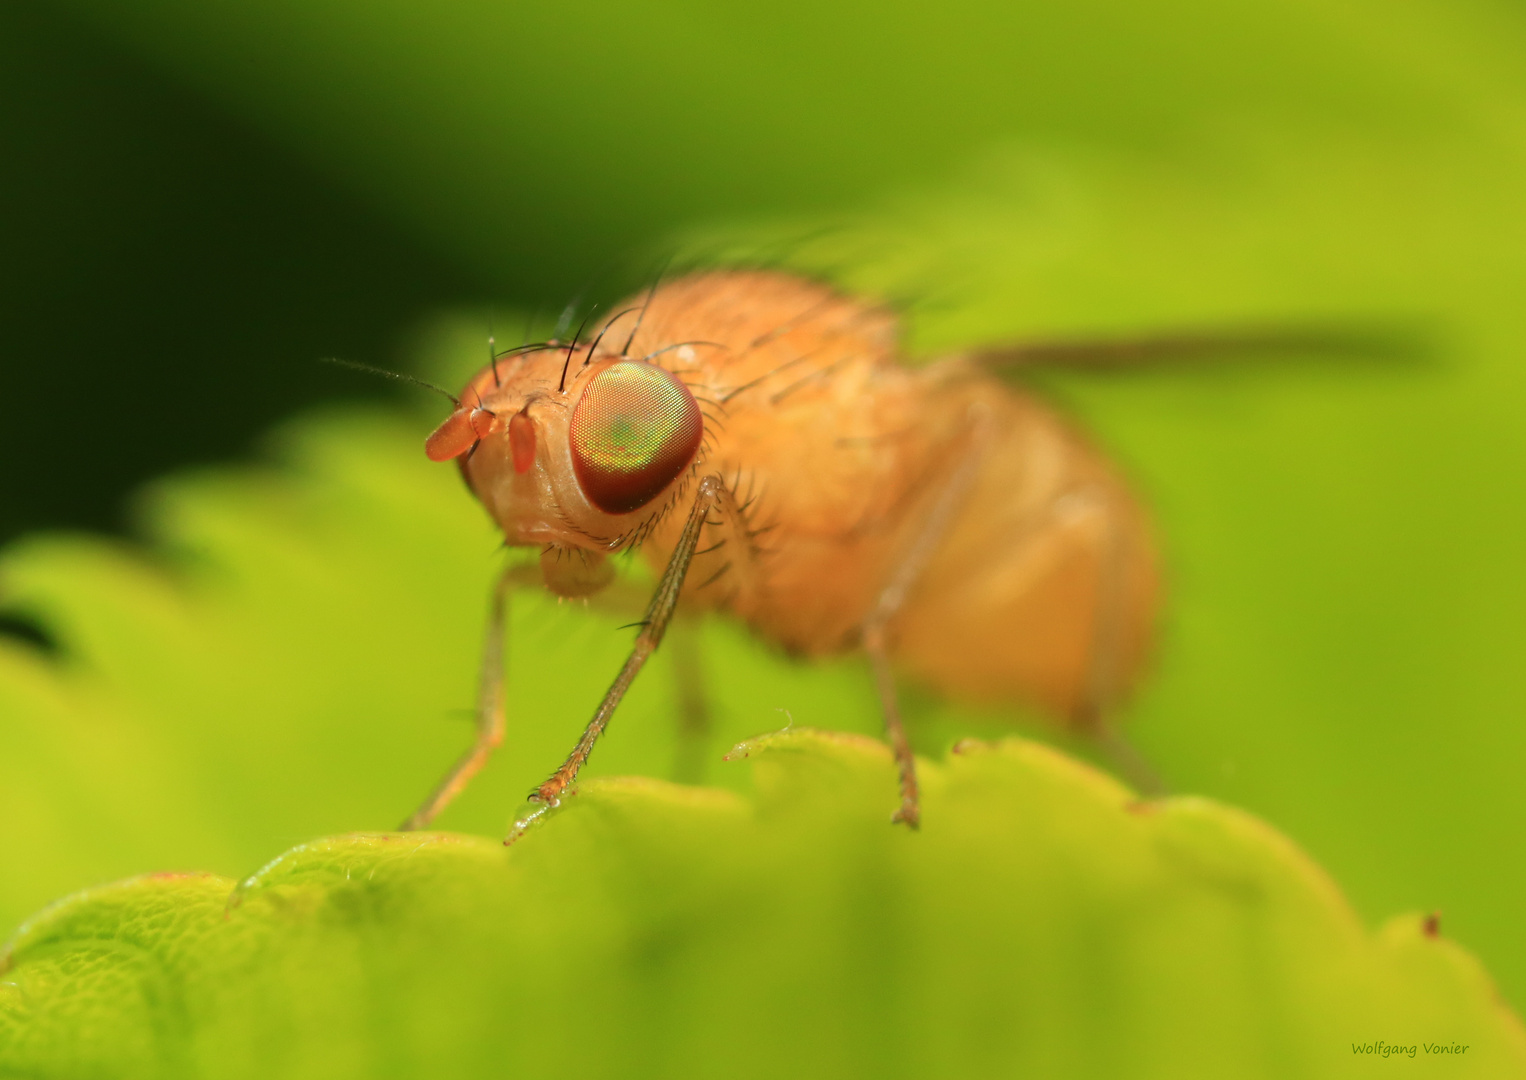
(5, 731, 1522, 1078)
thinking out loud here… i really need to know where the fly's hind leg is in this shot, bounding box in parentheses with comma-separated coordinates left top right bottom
(401, 562, 515, 830)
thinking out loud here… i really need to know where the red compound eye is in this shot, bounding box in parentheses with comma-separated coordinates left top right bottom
(570, 361, 703, 514)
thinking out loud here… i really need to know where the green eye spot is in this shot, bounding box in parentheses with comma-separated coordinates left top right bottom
(569, 361, 704, 514)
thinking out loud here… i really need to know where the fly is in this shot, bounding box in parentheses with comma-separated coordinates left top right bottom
(395, 269, 1384, 832)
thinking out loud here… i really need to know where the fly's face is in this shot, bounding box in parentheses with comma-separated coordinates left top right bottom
(425, 346, 706, 567)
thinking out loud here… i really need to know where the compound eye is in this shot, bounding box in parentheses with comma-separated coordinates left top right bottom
(569, 361, 704, 514)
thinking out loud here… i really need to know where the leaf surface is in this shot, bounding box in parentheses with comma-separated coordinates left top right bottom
(5, 732, 1521, 1078)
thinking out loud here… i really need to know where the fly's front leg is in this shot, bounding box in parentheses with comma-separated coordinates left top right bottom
(529, 475, 726, 808)
(401, 562, 514, 830)
(864, 417, 992, 829)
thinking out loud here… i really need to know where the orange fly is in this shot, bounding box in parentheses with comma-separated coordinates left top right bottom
(399, 269, 1355, 832)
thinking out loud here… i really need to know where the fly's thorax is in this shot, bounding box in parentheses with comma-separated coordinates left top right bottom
(430, 347, 707, 559)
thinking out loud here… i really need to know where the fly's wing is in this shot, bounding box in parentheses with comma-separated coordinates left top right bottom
(971, 323, 1425, 372)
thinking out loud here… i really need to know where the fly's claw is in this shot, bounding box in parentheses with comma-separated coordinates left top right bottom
(504, 799, 557, 846)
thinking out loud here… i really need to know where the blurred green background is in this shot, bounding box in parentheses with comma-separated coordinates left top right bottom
(3, 0, 1526, 1030)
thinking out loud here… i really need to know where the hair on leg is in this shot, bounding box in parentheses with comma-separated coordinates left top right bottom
(527, 475, 728, 809)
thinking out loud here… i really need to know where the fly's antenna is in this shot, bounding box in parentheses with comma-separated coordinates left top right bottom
(321, 357, 460, 407)
(621, 255, 674, 355)
(559, 308, 597, 392)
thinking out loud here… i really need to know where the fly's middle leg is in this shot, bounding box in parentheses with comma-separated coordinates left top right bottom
(401, 562, 515, 830)
(896, 476, 1162, 797)
(863, 414, 993, 829)
(861, 623, 921, 828)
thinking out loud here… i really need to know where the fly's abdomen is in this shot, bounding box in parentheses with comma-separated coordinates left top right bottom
(891, 389, 1159, 725)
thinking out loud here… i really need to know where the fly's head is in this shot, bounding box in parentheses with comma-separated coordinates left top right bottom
(425, 343, 706, 593)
